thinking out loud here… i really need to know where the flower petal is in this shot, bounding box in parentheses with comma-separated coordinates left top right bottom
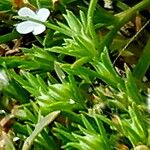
(36, 8, 50, 22)
(16, 21, 35, 34)
(18, 7, 36, 18)
(32, 24, 46, 35)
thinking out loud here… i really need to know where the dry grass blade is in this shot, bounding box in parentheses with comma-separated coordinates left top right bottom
(22, 111, 60, 150)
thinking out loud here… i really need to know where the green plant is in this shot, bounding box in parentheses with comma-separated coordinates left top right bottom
(0, 0, 150, 149)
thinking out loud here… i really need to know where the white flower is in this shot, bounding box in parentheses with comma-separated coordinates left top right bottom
(147, 94, 150, 113)
(0, 70, 9, 90)
(103, 0, 113, 9)
(69, 99, 75, 104)
(16, 7, 50, 35)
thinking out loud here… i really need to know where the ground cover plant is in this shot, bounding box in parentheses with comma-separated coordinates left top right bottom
(0, 0, 150, 149)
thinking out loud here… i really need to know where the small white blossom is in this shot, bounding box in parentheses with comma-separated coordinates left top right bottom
(16, 7, 50, 35)
(147, 94, 150, 113)
(13, 137, 20, 142)
(69, 99, 75, 104)
(104, 0, 113, 9)
(0, 70, 9, 90)
(0, 110, 6, 114)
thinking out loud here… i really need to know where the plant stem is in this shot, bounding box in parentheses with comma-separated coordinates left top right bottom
(133, 38, 150, 80)
(87, 0, 98, 21)
(118, 0, 150, 26)
(87, 0, 99, 50)
(99, 0, 150, 52)
(44, 22, 72, 37)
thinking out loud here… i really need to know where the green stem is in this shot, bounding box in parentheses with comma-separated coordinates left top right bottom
(87, 0, 99, 51)
(133, 38, 150, 80)
(100, 0, 150, 52)
(129, 0, 150, 13)
(117, 0, 150, 26)
(87, 0, 98, 21)
(44, 22, 72, 37)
